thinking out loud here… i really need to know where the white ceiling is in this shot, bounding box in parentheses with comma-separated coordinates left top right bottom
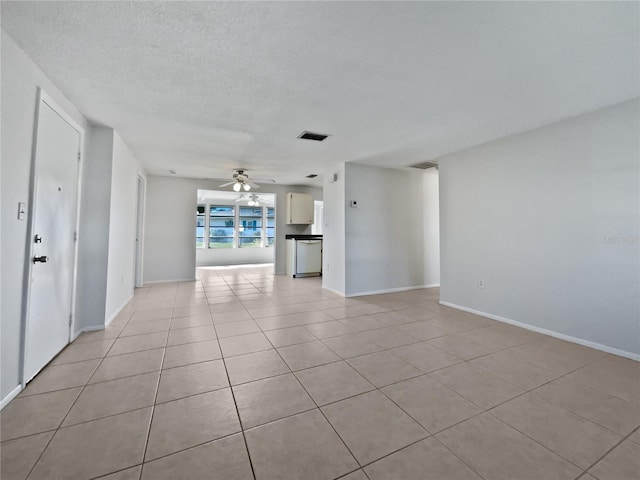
(2, 2, 638, 186)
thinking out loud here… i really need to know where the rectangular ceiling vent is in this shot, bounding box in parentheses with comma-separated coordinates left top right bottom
(298, 131, 329, 141)
(408, 161, 439, 170)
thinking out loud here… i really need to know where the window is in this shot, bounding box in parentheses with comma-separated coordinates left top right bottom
(196, 202, 275, 249)
(196, 205, 206, 248)
(209, 206, 235, 248)
(239, 206, 263, 248)
(265, 207, 275, 247)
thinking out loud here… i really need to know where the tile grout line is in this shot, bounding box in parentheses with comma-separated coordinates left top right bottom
(20, 285, 152, 478)
(20, 307, 141, 479)
(136, 290, 174, 480)
(93, 319, 634, 477)
(350, 333, 619, 478)
(353, 334, 620, 479)
(259, 330, 366, 476)
(7, 316, 615, 418)
(11, 306, 599, 419)
(471, 353, 624, 478)
(209, 277, 259, 480)
(12, 272, 635, 480)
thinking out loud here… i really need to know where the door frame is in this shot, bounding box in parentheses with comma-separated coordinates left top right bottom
(21, 88, 85, 386)
(134, 174, 146, 287)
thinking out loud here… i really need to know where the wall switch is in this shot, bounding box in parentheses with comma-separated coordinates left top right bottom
(478, 279, 485, 289)
(17, 202, 26, 220)
(349, 200, 358, 208)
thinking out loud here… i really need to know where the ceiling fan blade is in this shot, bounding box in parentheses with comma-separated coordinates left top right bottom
(219, 182, 235, 187)
(235, 195, 245, 203)
(252, 178, 276, 184)
(247, 181, 260, 189)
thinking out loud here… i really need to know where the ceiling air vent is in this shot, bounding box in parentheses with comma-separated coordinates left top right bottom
(408, 161, 438, 170)
(306, 174, 318, 178)
(298, 131, 329, 141)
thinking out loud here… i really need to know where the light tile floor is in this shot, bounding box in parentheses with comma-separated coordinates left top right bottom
(2, 265, 639, 480)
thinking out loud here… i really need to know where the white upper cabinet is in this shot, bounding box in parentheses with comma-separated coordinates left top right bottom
(286, 192, 314, 224)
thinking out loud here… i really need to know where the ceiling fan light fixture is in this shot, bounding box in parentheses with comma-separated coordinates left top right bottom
(243, 183, 251, 191)
(233, 182, 241, 192)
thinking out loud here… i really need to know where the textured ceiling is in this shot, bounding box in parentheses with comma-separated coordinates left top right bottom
(2, 1, 638, 185)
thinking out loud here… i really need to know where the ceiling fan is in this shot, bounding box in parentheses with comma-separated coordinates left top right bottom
(235, 193, 261, 206)
(219, 169, 275, 192)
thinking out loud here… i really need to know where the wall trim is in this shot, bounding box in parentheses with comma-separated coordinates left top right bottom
(346, 284, 435, 298)
(439, 301, 640, 362)
(321, 285, 346, 297)
(143, 277, 196, 285)
(105, 293, 134, 328)
(1, 385, 23, 410)
(71, 324, 105, 342)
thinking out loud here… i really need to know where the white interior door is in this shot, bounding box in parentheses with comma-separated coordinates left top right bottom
(25, 95, 82, 382)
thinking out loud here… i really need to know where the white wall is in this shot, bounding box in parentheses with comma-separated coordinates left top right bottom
(196, 247, 274, 267)
(439, 99, 640, 357)
(1, 31, 90, 402)
(344, 163, 426, 296)
(423, 168, 440, 287)
(75, 127, 113, 331)
(104, 133, 144, 322)
(322, 163, 346, 295)
(144, 177, 197, 283)
(1, 31, 145, 404)
(143, 177, 321, 283)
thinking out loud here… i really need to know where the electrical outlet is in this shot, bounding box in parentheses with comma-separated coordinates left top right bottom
(478, 279, 485, 289)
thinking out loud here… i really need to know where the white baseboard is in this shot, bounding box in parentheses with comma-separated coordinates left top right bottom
(1, 384, 22, 410)
(143, 277, 196, 285)
(71, 324, 106, 341)
(71, 294, 134, 341)
(321, 285, 346, 297)
(105, 294, 134, 328)
(424, 284, 440, 289)
(439, 301, 640, 362)
(346, 284, 434, 298)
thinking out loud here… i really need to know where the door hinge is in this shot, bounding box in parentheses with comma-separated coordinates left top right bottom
(73, 231, 78, 243)
(69, 314, 73, 326)
(77, 151, 81, 162)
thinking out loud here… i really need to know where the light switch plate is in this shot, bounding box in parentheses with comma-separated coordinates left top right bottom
(17, 202, 26, 220)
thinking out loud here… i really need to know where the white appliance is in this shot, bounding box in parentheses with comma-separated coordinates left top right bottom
(286, 238, 322, 277)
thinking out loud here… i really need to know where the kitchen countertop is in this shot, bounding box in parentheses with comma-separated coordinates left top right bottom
(285, 234, 323, 240)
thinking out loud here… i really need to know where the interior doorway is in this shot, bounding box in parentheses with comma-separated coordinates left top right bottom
(195, 190, 277, 271)
(23, 90, 84, 383)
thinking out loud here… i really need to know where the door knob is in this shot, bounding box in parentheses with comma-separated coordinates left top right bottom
(33, 256, 48, 263)
(34, 234, 43, 244)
